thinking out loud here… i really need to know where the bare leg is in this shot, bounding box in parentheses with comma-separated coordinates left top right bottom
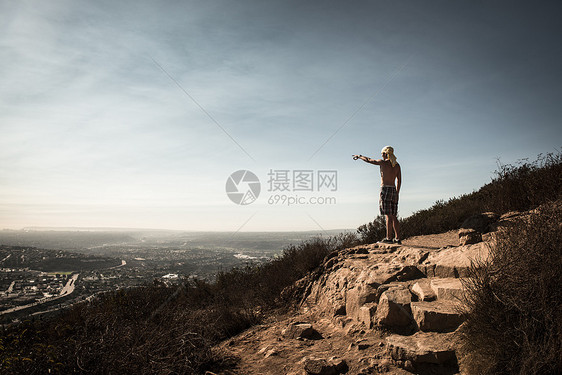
(390, 215, 400, 240)
(385, 215, 392, 239)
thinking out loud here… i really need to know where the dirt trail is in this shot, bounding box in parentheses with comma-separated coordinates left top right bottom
(216, 310, 394, 375)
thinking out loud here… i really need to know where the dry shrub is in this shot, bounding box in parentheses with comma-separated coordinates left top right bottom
(357, 215, 386, 243)
(400, 193, 486, 237)
(0, 282, 249, 374)
(482, 152, 562, 213)
(459, 203, 562, 374)
(215, 232, 360, 307)
(356, 151, 561, 240)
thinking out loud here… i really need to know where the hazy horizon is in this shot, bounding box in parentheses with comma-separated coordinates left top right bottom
(2, 0, 561, 232)
(2, 226, 352, 233)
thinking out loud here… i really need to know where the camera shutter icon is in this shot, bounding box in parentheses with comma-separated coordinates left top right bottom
(226, 170, 261, 205)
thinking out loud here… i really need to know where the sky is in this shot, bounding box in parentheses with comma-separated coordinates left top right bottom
(1, 0, 561, 232)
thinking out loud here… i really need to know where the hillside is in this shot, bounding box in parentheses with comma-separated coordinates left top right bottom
(0, 152, 559, 374)
(213, 205, 559, 375)
(213, 227, 493, 374)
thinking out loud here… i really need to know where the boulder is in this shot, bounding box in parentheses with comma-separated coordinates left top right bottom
(376, 283, 405, 301)
(458, 228, 482, 245)
(282, 323, 322, 340)
(303, 357, 347, 375)
(375, 287, 413, 327)
(386, 331, 458, 365)
(460, 212, 499, 233)
(345, 285, 377, 321)
(411, 301, 464, 332)
(304, 358, 337, 375)
(330, 357, 349, 373)
(410, 279, 436, 301)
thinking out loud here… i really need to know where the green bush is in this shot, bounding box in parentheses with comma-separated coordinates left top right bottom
(459, 203, 562, 374)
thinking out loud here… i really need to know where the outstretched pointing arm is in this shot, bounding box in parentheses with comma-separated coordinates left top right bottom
(352, 155, 381, 165)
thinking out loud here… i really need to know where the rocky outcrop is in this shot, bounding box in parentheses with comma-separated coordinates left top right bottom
(303, 242, 481, 319)
(218, 226, 498, 374)
(299, 237, 488, 373)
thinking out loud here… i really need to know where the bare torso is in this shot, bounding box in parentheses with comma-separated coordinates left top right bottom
(379, 160, 401, 187)
(352, 154, 402, 193)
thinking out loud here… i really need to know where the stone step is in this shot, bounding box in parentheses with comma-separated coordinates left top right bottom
(430, 278, 466, 301)
(375, 286, 413, 327)
(411, 301, 464, 332)
(419, 242, 489, 278)
(410, 279, 436, 301)
(386, 331, 458, 366)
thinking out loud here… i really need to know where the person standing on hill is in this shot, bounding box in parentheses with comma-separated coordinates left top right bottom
(353, 146, 402, 244)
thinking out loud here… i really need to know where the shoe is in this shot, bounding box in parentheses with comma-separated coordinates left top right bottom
(393, 239, 402, 245)
(379, 238, 394, 244)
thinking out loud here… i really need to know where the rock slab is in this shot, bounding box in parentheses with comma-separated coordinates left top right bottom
(430, 278, 465, 301)
(410, 279, 436, 301)
(375, 287, 413, 327)
(386, 331, 458, 365)
(411, 301, 464, 332)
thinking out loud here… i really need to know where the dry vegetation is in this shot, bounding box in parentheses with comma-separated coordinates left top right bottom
(1, 151, 560, 374)
(358, 151, 562, 239)
(459, 203, 562, 374)
(0, 234, 359, 374)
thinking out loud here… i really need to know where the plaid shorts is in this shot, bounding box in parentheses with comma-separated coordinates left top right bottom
(379, 186, 398, 216)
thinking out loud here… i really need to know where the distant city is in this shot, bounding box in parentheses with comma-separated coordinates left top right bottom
(0, 228, 350, 324)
